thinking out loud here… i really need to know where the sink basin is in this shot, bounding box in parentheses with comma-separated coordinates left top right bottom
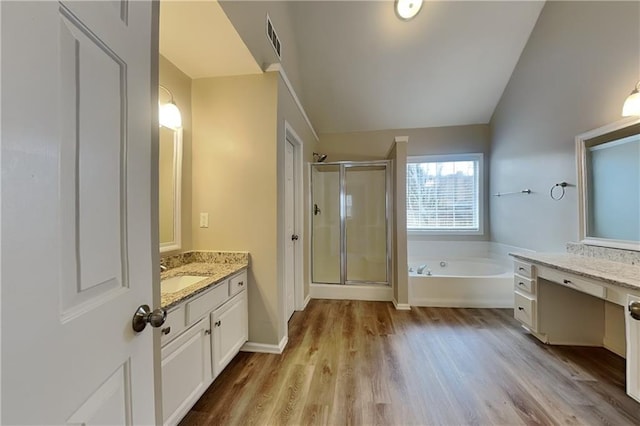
(161, 275, 206, 293)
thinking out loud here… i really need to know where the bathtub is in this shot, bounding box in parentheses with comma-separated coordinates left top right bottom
(409, 257, 514, 308)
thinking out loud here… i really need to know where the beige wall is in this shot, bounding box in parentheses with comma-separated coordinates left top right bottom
(276, 73, 318, 307)
(192, 73, 280, 345)
(490, 1, 640, 251)
(159, 55, 192, 255)
(318, 124, 491, 241)
(219, 1, 305, 103)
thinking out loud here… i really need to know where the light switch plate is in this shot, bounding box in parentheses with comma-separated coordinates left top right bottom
(199, 212, 209, 228)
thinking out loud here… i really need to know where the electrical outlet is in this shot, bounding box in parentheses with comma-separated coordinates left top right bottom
(199, 212, 209, 228)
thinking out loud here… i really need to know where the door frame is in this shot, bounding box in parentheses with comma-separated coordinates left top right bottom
(283, 122, 305, 313)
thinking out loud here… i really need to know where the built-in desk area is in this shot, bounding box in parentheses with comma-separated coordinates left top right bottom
(510, 252, 640, 402)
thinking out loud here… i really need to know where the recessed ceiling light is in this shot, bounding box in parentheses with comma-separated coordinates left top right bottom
(395, 0, 423, 21)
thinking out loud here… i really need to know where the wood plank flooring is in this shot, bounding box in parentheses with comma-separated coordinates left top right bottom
(180, 300, 640, 425)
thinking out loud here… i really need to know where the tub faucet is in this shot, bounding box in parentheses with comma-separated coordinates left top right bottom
(160, 265, 167, 272)
(417, 264, 428, 274)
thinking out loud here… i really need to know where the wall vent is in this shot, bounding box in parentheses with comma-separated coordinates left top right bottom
(266, 14, 282, 60)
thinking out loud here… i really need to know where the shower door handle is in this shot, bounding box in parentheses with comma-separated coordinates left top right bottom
(291, 234, 299, 241)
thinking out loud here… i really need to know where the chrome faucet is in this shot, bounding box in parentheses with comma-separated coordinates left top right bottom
(416, 264, 428, 274)
(160, 265, 167, 272)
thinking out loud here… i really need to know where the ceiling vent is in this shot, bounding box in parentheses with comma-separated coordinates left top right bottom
(265, 14, 281, 60)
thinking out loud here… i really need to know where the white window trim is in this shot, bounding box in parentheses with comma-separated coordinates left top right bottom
(407, 153, 484, 236)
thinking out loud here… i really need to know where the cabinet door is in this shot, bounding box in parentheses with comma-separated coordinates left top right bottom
(626, 294, 640, 402)
(211, 290, 248, 377)
(161, 318, 213, 426)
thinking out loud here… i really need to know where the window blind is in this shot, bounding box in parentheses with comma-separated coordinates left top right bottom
(406, 159, 479, 230)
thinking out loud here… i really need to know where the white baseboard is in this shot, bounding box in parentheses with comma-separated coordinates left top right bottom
(241, 335, 288, 354)
(410, 297, 513, 309)
(392, 298, 411, 310)
(299, 293, 311, 310)
(310, 283, 392, 301)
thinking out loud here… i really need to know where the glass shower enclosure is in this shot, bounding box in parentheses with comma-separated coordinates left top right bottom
(311, 161, 391, 285)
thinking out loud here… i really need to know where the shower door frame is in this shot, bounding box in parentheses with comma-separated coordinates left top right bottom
(311, 160, 392, 286)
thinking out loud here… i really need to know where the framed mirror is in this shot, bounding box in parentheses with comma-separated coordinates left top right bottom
(159, 125, 182, 253)
(576, 117, 640, 251)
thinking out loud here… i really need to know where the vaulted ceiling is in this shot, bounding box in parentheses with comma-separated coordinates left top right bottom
(160, 1, 546, 134)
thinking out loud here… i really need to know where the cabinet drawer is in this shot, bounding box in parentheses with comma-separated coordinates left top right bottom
(540, 268, 606, 300)
(229, 271, 247, 297)
(514, 275, 535, 295)
(186, 282, 228, 325)
(514, 292, 537, 331)
(514, 260, 535, 279)
(161, 305, 186, 346)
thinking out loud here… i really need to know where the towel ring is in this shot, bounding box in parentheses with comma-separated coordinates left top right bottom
(550, 182, 568, 200)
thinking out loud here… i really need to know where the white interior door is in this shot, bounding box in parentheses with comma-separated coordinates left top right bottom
(284, 139, 296, 319)
(2, 1, 158, 424)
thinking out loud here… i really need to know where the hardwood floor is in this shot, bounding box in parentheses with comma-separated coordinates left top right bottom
(180, 300, 640, 425)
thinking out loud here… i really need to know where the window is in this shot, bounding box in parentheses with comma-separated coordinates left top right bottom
(406, 154, 482, 234)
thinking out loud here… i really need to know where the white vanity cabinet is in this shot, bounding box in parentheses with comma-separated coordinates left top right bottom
(211, 289, 248, 376)
(161, 318, 212, 426)
(160, 270, 248, 425)
(513, 260, 538, 332)
(511, 253, 640, 402)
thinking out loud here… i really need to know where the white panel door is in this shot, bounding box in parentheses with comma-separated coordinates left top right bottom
(284, 139, 296, 319)
(1, 1, 157, 424)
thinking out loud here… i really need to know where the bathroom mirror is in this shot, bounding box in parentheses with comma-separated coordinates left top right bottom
(159, 125, 182, 253)
(577, 117, 640, 251)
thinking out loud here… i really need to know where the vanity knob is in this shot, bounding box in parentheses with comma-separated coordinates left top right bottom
(518, 306, 525, 311)
(215, 320, 221, 327)
(629, 301, 640, 321)
(161, 327, 171, 335)
(205, 329, 212, 335)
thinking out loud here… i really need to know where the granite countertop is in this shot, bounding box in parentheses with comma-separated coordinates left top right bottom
(510, 252, 640, 291)
(160, 261, 248, 309)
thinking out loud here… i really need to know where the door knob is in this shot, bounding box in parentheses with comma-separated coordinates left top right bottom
(132, 304, 167, 332)
(291, 234, 299, 241)
(629, 301, 640, 321)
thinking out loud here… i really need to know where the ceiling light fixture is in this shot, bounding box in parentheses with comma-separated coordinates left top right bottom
(622, 81, 640, 117)
(395, 0, 423, 21)
(159, 85, 182, 129)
